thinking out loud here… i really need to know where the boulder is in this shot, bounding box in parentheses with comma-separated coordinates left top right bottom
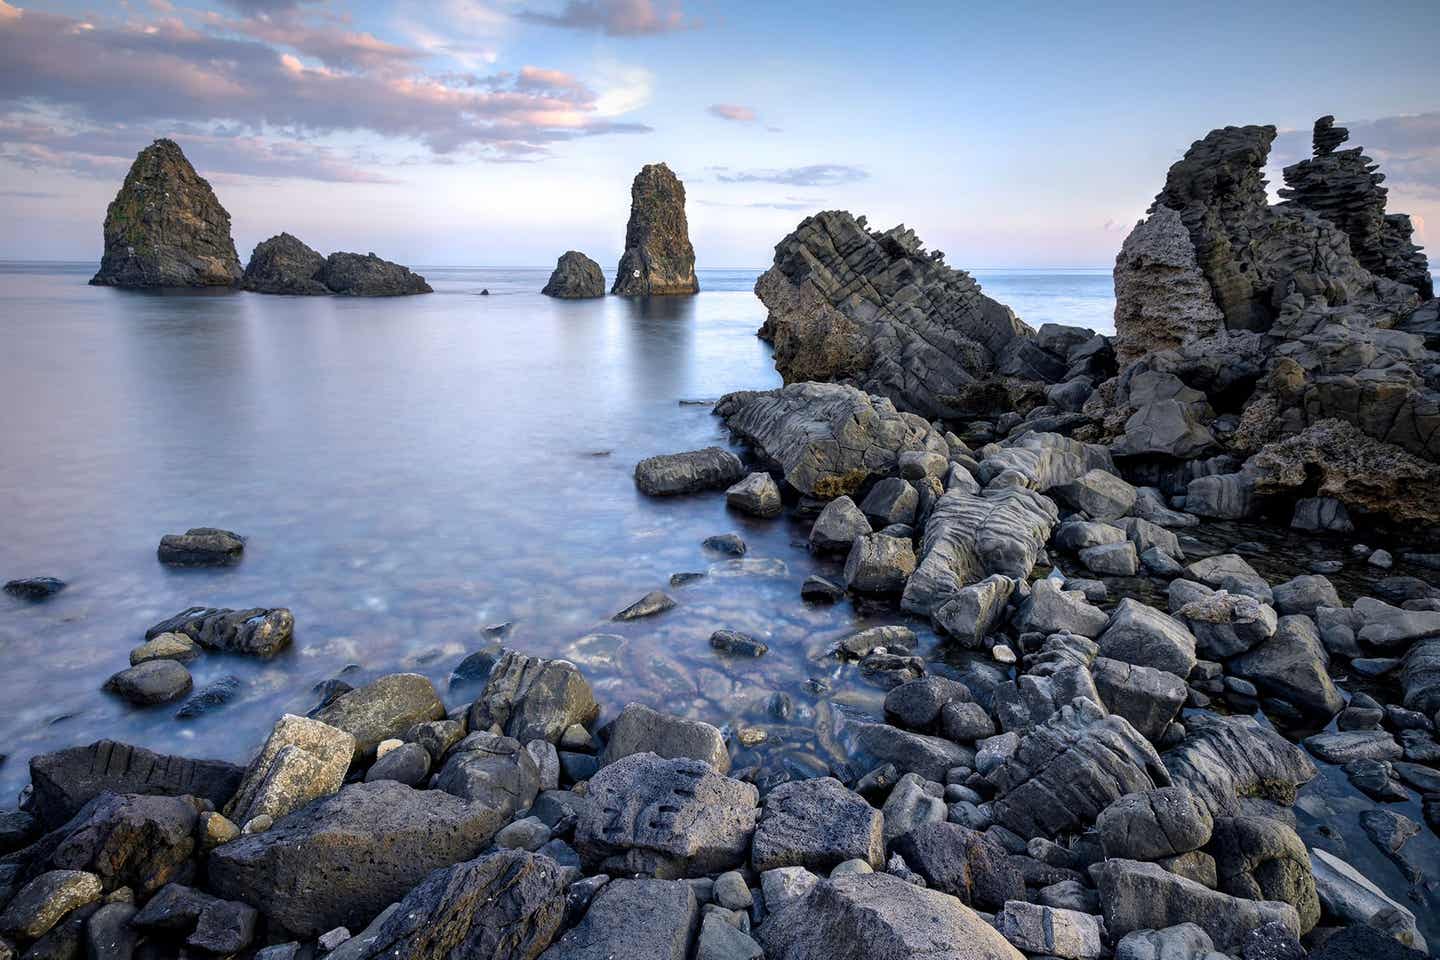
(879, 773, 945, 842)
(715, 382, 940, 498)
(145, 605, 294, 658)
(884, 677, 973, 732)
(808, 496, 872, 552)
(847, 721, 974, 783)
(1402, 636, 1440, 715)
(1208, 816, 1319, 933)
(539, 877, 698, 960)
(635, 446, 746, 496)
(1091, 657, 1188, 743)
(1308, 847, 1428, 952)
(1080, 541, 1139, 575)
(751, 777, 884, 873)
(1052, 469, 1137, 520)
(431, 731, 541, 819)
(574, 752, 757, 878)
(1307, 926, 1429, 960)
(239, 233, 328, 294)
(312, 673, 446, 760)
(207, 780, 502, 936)
(1112, 205, 1226, 365)
(599, 702, 730, 772)
(612, 590, 676, 620)
(611, 163, 698, 296)
(341, 849, 568, 959)
(889, 821, 1025, 910)
(27, 740, 243, 831)
(90, 139, 241, 288)
(1097, 786, 1212, 861)
(1303, 730, 1402, 764)
(1114, 924, 1218, 960)
(1163, 714, 1317, 816)
(1113, 399, 1218, 459)
(932, 574, 1014, 647)
(1098, 599, 1198, 678)
(756, 872, 1025, 960)
(103, 660, 192, 706)
(0, 870, 102, 940)
(753, 210, 1029, 418)
(542, 251, 605, 298)
(986, 698, 1168, 838)
(468, 651, 599, 745)
(3, 576, 65, 600)
(1183, 554, 1272, 604)
(314, 251, 432, 296)
(1185, 474, 1257, 520)
(226, 714, 355, 826)
(1354, 596, 1440, 650)
(1170, 580, 1277, 658)
(726, 471, 783, 517)
(859, 477, 918, 527)
(995, 901, 1106, 959)
(1054, 520, 1127, 551)
(156, 527, 245, 566)
(1013, 579, 1108, 638)
(1291, 496, 1355, 532)
(1229, 615, 1344, 720)
(39, 792, 200, 895)
(1097, 859, 1300, 951)
(843, 533, 916, 594)
(129, 632, 199, 666)
(1271, 575, 1341, 616)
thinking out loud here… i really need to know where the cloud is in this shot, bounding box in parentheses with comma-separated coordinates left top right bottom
(591, 62, 654, 117)
(516, 0, 694, 36)
(0, 3, 653, 179)
(0, 188, 55, 197)
(711, 164, 868, 187)
(707, 103, 755, 123)
(1272, 112, 1440, 201)
(699, 196, 815, 211)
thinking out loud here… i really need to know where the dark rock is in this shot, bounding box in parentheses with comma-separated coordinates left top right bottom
(145, 605, 294, 659)
(574, 753, 757, 879)
(634, 447, 745, 496)
(468, 650, 599, 745)
(90, 139, 242, 288)
(2, 577, 65, 601)
(103, 660, 193, 706)
(312, 673, 446, 760)
(1209, 816, 1319, 932)
(702, 533, 748, 556)
(1097, 598, 1198, 680)
(1230, 614, 1344, 720)
(890, 821, 1024, 910)
(846, 721, 974, 783)
(541, 877, 698, 959)
(174, 675, 241, 719)
(0, 870, 101, 940)
(1097, 786, 1213, 860)
(800, 575, 845, 603)
(39, 792, 200, 895)
(1091, 657, 1187, 743)
(364, 742, 431, 786)
(431, 731, 540, 819)
(156, 527, 245, 566)
(599, 702, 729, 772)
(1164, 714, 1317, 817)
(314, 251, 432, 296)
(1098, 858, 1299, 951)
(726, 471, 783, 518)
(709, 630, 768, 657)
(84, 901, 138, 960)
(187, 895, 258, 954)
(1306, 922, 1428, 960)
(843, 533, 916, 594)
(750, 777, 883, 873)
(612, 590, 677, 620)
(808, 496, 872, 553)
(239, 232, 329, 294)
(883, 677, 972, 732)
(611, 163, 698, 296)
(543, 250, 605, 298)
(1242, 920, 1304, 960)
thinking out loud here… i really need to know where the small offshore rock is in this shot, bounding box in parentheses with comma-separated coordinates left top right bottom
(613, 590, 677, 620)
(103, 660, 193, 706)
(2, 576, 65, 600)
(542, 250, 605, 298)
(156, 527, 245, 566)
(726, 472, 783, 518)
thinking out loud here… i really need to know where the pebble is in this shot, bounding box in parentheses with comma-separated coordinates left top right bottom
(494, 816, 551, 851)
(318, 926, 352, 952)
(375, 738, 404, 759)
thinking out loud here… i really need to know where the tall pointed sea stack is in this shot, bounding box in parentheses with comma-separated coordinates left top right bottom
(91, 139, 242, 288)
(611, 163, 698, 296)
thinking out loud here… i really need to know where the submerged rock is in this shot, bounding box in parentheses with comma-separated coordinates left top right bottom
(90, 138, 241, 288)
(145, 605, 294, 659)
(156, 527, 245, 566)
(612, 163, 698, 296)
(542, 250, 606, 298)
(2, 576, 65, 600)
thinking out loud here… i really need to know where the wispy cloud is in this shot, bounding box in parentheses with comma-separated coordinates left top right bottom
(699, 196, 816, 211)
(707, 103, 755, 123)
(0, 1, 653, 180)
(710, 163, 868, 187)
(516, 0, 695, 36)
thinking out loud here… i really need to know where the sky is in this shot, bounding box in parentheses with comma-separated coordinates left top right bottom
(1, 0, 1439, 270)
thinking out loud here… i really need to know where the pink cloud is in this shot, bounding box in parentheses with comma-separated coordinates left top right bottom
(707, 103, 756, 123)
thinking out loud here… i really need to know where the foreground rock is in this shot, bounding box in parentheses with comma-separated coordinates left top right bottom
(757, 872, 1025, 960)
(541, 877, 698, 960)
(156, 527, 245, 566)
(90, 138, 242, 288)
(208, 780, 502, 936)
(754, 210, 1032, 417)
(612, 163, 698, 296)
(542, 251, 606, 298)
(750, 777, 884, 873)
(635, 447, 746, 496)
(1097, 858, 1299, 951)
(224, 714, 355, 826)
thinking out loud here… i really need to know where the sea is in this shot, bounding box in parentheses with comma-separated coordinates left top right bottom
(1, 262, 1435, 937)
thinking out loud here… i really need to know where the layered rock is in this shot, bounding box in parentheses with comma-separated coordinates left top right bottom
(91, 139, 242, 288)
(611, 163, 697, 296)
(754, 210, 1032, 417)
(1113, 205, 1225, 365)
(542, 251, 606, 298)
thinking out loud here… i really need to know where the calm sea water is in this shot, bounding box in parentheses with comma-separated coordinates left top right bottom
(2, 262, 1435, 937)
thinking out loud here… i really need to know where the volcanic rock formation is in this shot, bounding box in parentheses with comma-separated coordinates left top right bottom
(241, 238, 431, 297)
(542, 251, 606, 298)
(91, 139, 242, 288)
(611, 163, 698, 296)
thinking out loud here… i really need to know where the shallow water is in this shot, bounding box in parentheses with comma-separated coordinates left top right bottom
(2, 262, 1436, 942)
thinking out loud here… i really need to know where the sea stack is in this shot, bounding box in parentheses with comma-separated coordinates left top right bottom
(611, 163, 699, 296)
(542, 251, 606, 298)
(90, 138, 242, 288)
(239, 233, 329, 295)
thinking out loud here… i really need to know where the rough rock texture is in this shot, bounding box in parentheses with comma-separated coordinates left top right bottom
(207, 780, 502, 936)
(540, 877, 697, 960)
(574, 752, 758, 878)
(343, 850, 568, 960)
(598, 702, 730, 771)
(889, 821, 1024, 910)
(1097, 786, 1213, 861)
(156, 527, 246, 566)
(612, 163, 697, 296)
(145, 606, 294, 659)
(312, 673, 446, 760)
(985, 698, 1169, 838)
(239, 234, 328, 295)
(757, 872, 1025, 960)
(635, 447, 746, 496)
(225, 714, 355, 826)
(28, 740, 243, 830)
(750, 777, 883, 873)
(715, 382, 943, 498)
(1162, 714, 1317, 817)
(38, 792, 200, 895)
(314, 252, 432, 296)
(469, 652, 599, 745)
(1208, 816, 1319, 933)
(542, 251, 605, 298)
(91, 139, 241, 288)
(753, 210, 1032, 417)
(1113, 205, 1226, 365)
(431, 731, 540, 820)
(1097, 858, 1299, 951)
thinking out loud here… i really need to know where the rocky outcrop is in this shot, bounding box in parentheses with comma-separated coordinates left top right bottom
(542, 251, 606, 298)
(754, 210, 1032, 417)
(239, 234, 329, 295)
(91, 139, 242, 288)
(314, 252, 432, 296)
(145, 606, 294, 659)
(611, 163, 697, 296)
(1280, 117, 1433, 298)
(1113, 205, 1225, 365)
(715, 382, 945, 498)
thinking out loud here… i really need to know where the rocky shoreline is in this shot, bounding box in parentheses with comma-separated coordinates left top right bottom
(3, 115, 1439, 959)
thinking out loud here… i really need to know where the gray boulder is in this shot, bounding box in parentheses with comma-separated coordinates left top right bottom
(156, 527, 245, 566)
(103, 660, 193, 706)
(1097, 786, 1213, 860)
(726, 472, 783, 518)
(1271, 575, 1340, 617)
(809, 496, 872, 552)
(1170, 579, 1277, 658)
(1309, 847, 1428, 952)
(889, 820, 1024, 910)
(1081, 541, 1139, 575)
(751, 777, 884, 873)
(1091, 657, 1188, 743)
(1209, 816, 1319, 933)
(933, 574, 1014, 647)
(145, 605, 294, 659)
(1098, 599, 1198, 678)
(1097, 858, 1300, 951)
(313, 673, 446, 760)
(1114, 924, 1219, 960)
(540, 877, 697, 960)
(600, 702, 730, 772)
(1229, 615, 1344, 720)
(542, 251, 605, 298)
(1052, 469, 1137, 520)
(432, 731, 540, 819)
(1164, 714, 1317, 817)
(207, 780, 503, 936)
(995, 901, 1106, 959)
(1291, 497, 1354, 532)
(635, 447, 746, 496)
(1185, 474, 1257, 519)
(1054, 520, 1127, 551)
(847, 721, 975, 782)
(1185, 554, 1272, 604)
(468, 651, 599, 745)
(1013, 579, 1109, 638)
(574, 752, 757, 879)
(884, 676, 973, 731)
(226, 714, 355, 826)
(843, 533, 916, 594)
(860, 477, 918, 527)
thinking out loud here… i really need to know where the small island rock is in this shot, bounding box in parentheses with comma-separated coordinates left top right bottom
(612, 163, 698, 296)
(542, 251, 605, 298)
